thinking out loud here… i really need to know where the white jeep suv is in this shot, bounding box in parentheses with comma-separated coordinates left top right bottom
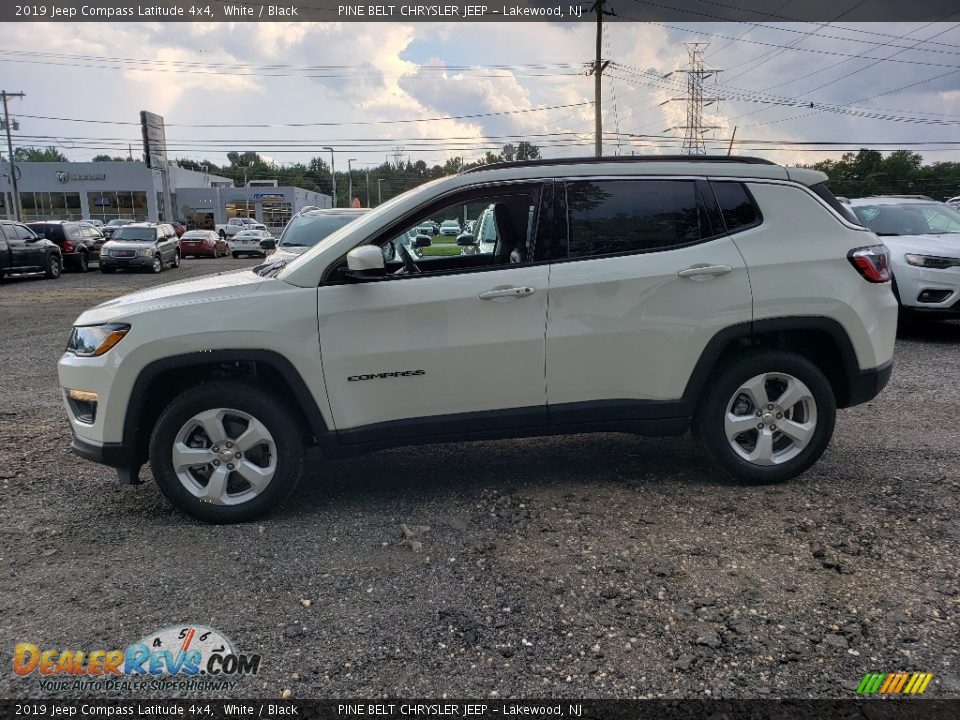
(58, 156, 897, 523)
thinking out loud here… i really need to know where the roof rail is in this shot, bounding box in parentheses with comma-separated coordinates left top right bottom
(461, 155, 776, 174)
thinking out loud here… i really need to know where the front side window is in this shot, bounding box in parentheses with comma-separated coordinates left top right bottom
(565, 179, 706, 258)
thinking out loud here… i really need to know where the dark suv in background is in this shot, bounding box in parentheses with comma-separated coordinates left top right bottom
(27, 220, 104, 272)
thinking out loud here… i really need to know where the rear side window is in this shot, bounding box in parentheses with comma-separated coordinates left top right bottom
(712, 182, 760, 232)
(810, 182, 861, 225)
(29, 224, 64, 242)
(565, 179, 706, 258)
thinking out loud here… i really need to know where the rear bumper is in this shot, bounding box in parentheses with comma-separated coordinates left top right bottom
(845, 359, 893, 407)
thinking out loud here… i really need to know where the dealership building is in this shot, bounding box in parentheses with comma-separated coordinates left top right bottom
(0, 160, 332, 230)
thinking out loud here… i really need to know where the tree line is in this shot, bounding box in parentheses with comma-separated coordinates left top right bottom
(806, 149, 960, 201)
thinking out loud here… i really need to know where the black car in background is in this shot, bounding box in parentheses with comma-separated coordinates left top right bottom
(101, 218, 136, 240)
(26, 220, 103, 272)
(0, 220, 63, 280)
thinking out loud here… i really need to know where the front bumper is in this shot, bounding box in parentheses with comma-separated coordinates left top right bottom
(846, 359, 893, 407)
(100, 255, 154, 269)
(71, 435, 136, 468)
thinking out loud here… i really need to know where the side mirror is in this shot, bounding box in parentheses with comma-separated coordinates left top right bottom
(456, 233, 477, 246)
(414, 235, 432, 248)
(260, 238, 277, 250)
(344, 245, 386, 281)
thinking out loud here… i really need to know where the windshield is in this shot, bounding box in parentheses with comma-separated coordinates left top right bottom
(106, 219, 131, 227)
(112, 227, 156, 242)
(852, 203, 960, 236)
(276, 176, 448, 280)
(279, 214, 362, 248)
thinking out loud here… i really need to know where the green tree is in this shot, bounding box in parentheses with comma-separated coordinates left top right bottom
(14, 146, 68, 162)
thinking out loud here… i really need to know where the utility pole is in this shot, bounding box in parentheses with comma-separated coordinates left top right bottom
(2, 91, 25, 221)
(322, 146, 336, 207)
(377, 178, 384, 206)
(365, 169, 370, 207)
(588, 2, 612, 157)
(661, 44, 722, 155)
(347, 158, 357, 206)
(727, 126, 737, 156)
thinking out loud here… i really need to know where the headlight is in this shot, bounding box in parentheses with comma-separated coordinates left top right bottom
(904, 254, 960, 269)
(66, 323, 131, 357)
(137, 248, 154, 257)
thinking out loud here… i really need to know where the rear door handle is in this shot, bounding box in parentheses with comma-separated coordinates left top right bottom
(479, 286, 536, 300)
(677, 264, 733, 279)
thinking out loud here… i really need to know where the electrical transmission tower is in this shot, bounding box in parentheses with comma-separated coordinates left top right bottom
(391, 146, 405, 167)
(662, 44, 723, 155)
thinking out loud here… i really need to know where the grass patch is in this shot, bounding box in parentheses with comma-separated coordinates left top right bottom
(420, 245, 461, 256)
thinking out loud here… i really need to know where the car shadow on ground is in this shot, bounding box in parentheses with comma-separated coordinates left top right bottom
(280, 432, 735, 517)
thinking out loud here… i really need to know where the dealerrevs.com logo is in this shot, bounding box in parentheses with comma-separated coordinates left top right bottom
(13, 625, 261, 693)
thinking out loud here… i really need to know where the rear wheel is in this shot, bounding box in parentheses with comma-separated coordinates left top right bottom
(77, 251, 89, 273)
(45, 254, 62, 279)
(693, 350, 835, 484)
(171, 251, 181, 269)
(149, 382, 305, 523)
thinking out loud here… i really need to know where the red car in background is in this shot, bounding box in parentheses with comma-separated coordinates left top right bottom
(179, 229, 229, 258)
(170, 222, 186, 238)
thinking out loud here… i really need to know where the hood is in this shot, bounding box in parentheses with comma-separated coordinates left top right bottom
(880, 233, 960, 258)
(75, 269, 268, 325)
(102, 240, 156, 251)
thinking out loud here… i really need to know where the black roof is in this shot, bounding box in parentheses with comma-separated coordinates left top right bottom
(461, 155, 776, 175)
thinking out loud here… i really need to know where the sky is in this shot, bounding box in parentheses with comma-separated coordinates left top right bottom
(1, 19, 958, 171)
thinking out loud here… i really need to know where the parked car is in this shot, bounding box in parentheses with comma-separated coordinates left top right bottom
(439, 220, 462, 236)
(27, 220, 101, 272)
(269, 208, 369, 262)
(229, 229, 273, 258)
(179, 230, 228, 258)
(80, 219, 105, 230)
(99, 223, 181, 274)
(57, 155, 896, 522)
(848, 196, 960, 319)
(170, 222, 186, 238)
(0, 220, 62, 280)
(216, 217, 267, 239)
(102, 219, 136, 240)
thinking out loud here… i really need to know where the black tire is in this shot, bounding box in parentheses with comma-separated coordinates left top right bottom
(693, 350, 836, 485)
(150, 254, 163, 274)
(149, 382, 306, 523)
(77, 251, 89, 273)
(232, 252, 239, 259)
(45, 254, 62, 279)
(219, 230, 226, 239)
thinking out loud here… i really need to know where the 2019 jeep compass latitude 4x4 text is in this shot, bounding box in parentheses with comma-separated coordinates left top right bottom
(58, 157, 896, 523)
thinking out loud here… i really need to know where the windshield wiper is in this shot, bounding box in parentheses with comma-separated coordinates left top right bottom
(874, 232, 901, 236)
(256, 258, 287, 277)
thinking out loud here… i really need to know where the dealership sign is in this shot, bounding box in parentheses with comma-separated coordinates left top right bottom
(56, 171, 106, 183)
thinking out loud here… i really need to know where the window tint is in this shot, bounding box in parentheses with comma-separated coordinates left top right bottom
(15, 225, 37, 242)
(712, 182, 760, 231)
(810, 182, 861, 225)
(565, 180, 705, 258)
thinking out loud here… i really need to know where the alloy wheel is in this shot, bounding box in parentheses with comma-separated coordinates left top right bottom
(724, 372, 818, 466)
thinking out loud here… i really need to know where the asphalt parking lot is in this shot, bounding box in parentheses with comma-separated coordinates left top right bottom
(0, 258, 958, 699)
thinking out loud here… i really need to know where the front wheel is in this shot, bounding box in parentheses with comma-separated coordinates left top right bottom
(150, 254, 163, 274)
(231, 252, 239, 259)
(693, 350, 836, 484)
(149, 382, 306, 523)
(45, 254, 62, 279)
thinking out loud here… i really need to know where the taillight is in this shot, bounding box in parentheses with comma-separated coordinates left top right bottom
(63, 239, 74, 253)
(847, 245, 891, 283)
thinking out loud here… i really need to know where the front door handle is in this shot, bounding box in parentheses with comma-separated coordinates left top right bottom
(479, 286, 536, 300)
(677, 264, 733, 279)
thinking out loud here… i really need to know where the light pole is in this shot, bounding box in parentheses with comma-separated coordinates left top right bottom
(242, 164, 249, 218)
(347, 159, 357, 207)
(322, 146, 336, 207)
(365, 169, 370, 208)
(377, 178, 384, 206)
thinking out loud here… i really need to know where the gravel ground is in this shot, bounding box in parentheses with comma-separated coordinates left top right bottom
(0, 259, 958, 700)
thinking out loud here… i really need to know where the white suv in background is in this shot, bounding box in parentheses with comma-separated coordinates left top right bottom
(848, 196, 960, 319)
(58, 156, 897, 523)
